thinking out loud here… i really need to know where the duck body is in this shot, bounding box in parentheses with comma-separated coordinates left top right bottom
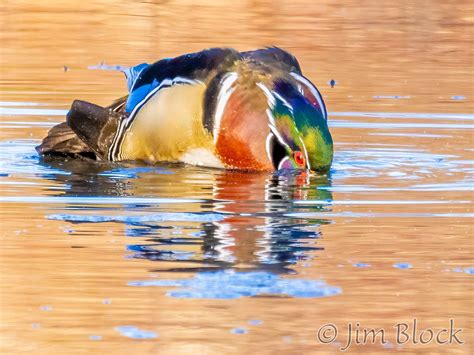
(37, 47, 333, 172)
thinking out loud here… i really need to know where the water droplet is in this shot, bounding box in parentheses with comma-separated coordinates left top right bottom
(353, 263, 370, 268)
(231, 327, 248, 334)
(393, 263, 412, 269)
(464, 267, 474, 275)
(115, 325, 157, 339)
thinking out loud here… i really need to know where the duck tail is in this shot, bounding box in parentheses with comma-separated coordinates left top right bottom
(35, 121, 96, 159)
(36, 98, 127, 160)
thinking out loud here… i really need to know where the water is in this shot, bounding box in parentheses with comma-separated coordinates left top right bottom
(0, 1, 473, 353)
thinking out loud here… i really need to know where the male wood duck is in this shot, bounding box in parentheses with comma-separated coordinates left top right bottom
(37, 47, 333, 172)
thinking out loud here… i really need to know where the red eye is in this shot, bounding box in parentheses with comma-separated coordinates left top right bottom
(293, 151, 305, 166)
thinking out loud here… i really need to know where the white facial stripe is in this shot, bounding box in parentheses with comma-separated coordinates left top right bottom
(278, 156, 290, 170)
(257, 82, 293, 113)
(271, 90, 293, 113)
(265, 109, 291, 166)
(268, 124, 290, 150)
(213, 72, 238, 143)
(297, 84, 304, 95)
(299, 136, 311, 169)
(265, 133, 274, 164)
(265, 108, 276, 127)
(256, 82, 276, 107)
(290, 72, 327, 120)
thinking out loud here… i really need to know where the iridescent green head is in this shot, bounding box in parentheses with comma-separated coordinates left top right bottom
(260, 77, 333, 173)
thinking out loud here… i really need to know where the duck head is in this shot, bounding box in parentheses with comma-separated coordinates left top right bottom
(259, 78, 333, 173)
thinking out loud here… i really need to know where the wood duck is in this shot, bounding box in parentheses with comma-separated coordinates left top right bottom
(37, 47, 333, 172)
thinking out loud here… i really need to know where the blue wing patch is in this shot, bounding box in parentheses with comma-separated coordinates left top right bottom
(124, 80, 158, 113)
(122, 63, 149, 92)
(123, 63, 155, 113)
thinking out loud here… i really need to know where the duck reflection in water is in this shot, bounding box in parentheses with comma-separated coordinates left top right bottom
(40, 157, 333, 274)
(192, 171, 332, 274)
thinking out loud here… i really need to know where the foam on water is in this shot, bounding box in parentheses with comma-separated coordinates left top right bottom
(128, 270, 342, 299)
(115, 326, 158, 339)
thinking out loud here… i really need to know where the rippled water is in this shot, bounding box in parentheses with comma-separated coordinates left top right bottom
(1, 1, 473, 353)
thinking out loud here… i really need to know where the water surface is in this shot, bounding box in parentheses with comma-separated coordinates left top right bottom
(0, 1, 472, 353)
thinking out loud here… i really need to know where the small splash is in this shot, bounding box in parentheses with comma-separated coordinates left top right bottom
(452, 267, 463, 273)
(102, 299, 111, 305)
(248, 319, 263, 326)
(128, 270, 341, 299)
(32, 323, 41, 329)
(115, 325, 158, 339)
(353, 263, 371, 268)
(393, 263, 412, 269)
(88, 62, 127, 71)
(40, 305, 53, 311)
(451, 95, 466, 101)
(231, 327, 248, 334)
(89, 335, 103, 341)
